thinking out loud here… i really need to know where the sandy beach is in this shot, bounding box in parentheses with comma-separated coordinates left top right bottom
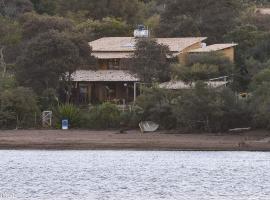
(0, 129, 270, 151)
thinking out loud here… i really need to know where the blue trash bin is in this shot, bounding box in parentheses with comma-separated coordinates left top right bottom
(62, 119, 69, 130)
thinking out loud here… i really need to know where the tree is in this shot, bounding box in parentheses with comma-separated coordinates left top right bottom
(0, 16, 21, 77)
(224, 25, 265, 65)
(250, 80, 270, 129)
(20, 13, 73, 40)
(157, 0, 243, 43)
(128, 38, 172, 83)
(0, 87, 39, 128)
(30, 0, 57, 15)
(56, 0, 146, 25)
(136, 87, 177, 129)
(77, 17, 132, 41)
(172, 82, 250, 132)
(172, 52, 234, 83)
(0, 0, 33, 18)
(16, 30, 96, 102)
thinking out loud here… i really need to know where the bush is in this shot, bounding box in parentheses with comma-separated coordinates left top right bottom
(84, 102, 121, 129)
(173, 83, 251, 132)
(136, 87, 178, 129)
(250, 82, 270, 129)
(38, 88, 59, 111)
(172, 52, 234, 83)
(136, 83, 251, 132)
(54, 103, 81, 128)
(0, 87, 40, 129)
(119, 106, 143, 128)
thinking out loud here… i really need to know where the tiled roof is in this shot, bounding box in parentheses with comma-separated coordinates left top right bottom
(71, 70, 139, 82)
(89, 37, 207, 52)
(188, 44, 237, 53)
(159, 81, 228, 89)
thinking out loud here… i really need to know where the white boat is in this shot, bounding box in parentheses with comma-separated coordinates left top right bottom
(139, 121, 159, 133)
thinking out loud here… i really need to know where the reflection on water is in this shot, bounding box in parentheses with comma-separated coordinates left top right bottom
(0, 151, 270, 200)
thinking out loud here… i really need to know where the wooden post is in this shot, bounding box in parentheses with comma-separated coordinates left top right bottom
(134, 82, 137, 103)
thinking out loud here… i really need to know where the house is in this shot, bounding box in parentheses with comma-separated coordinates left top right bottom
(188, 43, 237, 62)
(71, 31, 237, 104)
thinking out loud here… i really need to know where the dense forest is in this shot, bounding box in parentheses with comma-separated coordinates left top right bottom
(1, 0, 270, 131)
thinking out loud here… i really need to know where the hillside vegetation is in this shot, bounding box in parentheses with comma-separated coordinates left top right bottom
(1, 0, 270, 132)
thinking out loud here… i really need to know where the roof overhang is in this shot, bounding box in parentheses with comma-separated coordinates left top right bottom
(71, 70, 140, 82)
(188, 43, 238, 53)
(89, 37, 207, 53)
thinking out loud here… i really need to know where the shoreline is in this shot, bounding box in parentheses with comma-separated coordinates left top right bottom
(0, 129, 270, 151)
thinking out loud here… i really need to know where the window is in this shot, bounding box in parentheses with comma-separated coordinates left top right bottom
(108, 59, 120, 69)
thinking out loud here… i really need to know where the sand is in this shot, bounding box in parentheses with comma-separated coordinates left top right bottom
(0, 129, 270, 151)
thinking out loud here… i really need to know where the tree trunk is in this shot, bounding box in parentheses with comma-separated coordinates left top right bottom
(0, 46, 7, 78)
(66, 72, 72, 103)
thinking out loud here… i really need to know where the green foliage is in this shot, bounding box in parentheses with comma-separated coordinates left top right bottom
(0, 87, 39, 129)
(0, 0, 33, 18)
(129, 38, 172, 83)
(173, 83, 250, 132)
(172, 53, 233, 83)
(30, 0, 57, 15)
(55, 103, 80, 128)
(1, 0, 270, 132)
(250, 82, 270, 129)
(20, 13, 73, 40)
(77, 17, 132, 41)
(38, 88, 59, 111)
(158, 0, 243, 43)
(136, 84, 251, 132)
(119, 106, 143, 128)
(0, 76, 17, 90)
(55, 0, 145, 25)
(136, 87, 177, 129)
(0, 16, 21, 77)
(86, 102, 121, 129)
(0, 16, 21, 46)
(16, 29, 96, 97)
(250, 36, 270, 63)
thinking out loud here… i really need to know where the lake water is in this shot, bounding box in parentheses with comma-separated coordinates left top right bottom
(0, 151, 270, 200)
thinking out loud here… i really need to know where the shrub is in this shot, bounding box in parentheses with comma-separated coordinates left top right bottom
(86, 102, 121, 129)
(0, 87, 40, 129)
(120, 106, 143, 128)
(250, 82, 270, 129)
(136, 87, 178, 129)
(136, 83, 251, 132)
(173, 83, 251, 132)
(54, 103, 81, 128)
(38, 88, 59, 111)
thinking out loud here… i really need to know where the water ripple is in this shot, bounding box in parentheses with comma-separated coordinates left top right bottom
(0, 151, 270, 200)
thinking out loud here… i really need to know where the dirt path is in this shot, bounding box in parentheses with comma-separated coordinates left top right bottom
(0, 129, 269, 151)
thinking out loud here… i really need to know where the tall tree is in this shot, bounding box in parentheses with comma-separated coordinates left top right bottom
(172, 53, 234, 83)
(20, 13, 73, 40)
(77, 17, 132, 41)
(56, 0, 145, 25)
(30, 0, 57, 15)
(158, 0, 243, 43)
(128, 38, 172, 83)
(0, 0, 33, 18)
(16, 30, 96, 101)
(0, 16, 21, 77)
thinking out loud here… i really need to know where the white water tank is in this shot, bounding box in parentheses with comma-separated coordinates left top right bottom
(134, 25, 149, 38)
